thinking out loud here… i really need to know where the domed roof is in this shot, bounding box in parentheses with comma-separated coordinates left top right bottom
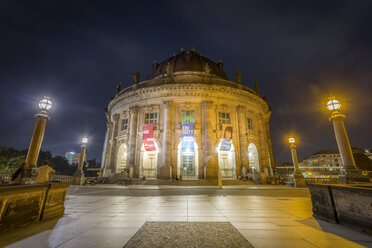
(148, 50, 228, 80)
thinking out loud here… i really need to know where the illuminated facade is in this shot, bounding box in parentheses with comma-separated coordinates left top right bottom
(101, 50, 275, 181)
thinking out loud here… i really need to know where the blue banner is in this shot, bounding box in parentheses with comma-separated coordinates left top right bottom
(220, 125, 233, 151)
(181, 122, 194, 150)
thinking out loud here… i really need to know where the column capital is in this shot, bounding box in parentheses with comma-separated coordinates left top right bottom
(129, 105, 140, 114)
(329, 111, 345, 122)
(201, 100, 214, 110)
(112, 114, 120, 122)
(163, 100, 173, 109)
(236, 105, 246, 113)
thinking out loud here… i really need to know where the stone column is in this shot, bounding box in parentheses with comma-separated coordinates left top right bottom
(330, 114, 365, 183)
(127, 106, 139, 177)
(108, 114, 120, 174)
(202, 101, 218, 180)
(159, 101, 173, 179)
(24, 115, 48, 169)
(289, 143, 305, 187)
(101, 122, 112, 177)
(237, 105, 248, 177)
(265, 123, 275, 177)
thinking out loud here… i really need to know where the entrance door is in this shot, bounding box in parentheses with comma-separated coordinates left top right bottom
(177, 141, 199, 179)
(140, 143, 158, 179)
(217, 141, 236, 179)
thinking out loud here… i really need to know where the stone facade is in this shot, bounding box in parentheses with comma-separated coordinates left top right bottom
(101, 51, 275, 181)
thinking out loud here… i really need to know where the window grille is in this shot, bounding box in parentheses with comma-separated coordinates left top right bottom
(181, 110, 195, 123)
(145, 112, 158, 124)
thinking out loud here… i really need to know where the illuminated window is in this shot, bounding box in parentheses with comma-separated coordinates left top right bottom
(181, 110, 195, 123)
(122, 118, 128, 131)
(247, 118, 253, 130)
(145, 112, 158, 124)
(218, 112, 231, 124)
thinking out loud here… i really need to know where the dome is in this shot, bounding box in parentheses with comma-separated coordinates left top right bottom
(148, 50, 228, 80)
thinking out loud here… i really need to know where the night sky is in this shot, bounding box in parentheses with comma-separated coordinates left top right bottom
(1, 1, 371, 163)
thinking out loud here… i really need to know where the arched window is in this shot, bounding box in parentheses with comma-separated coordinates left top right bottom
(116, 143, 127, 173)
(248, 143, 259, 172)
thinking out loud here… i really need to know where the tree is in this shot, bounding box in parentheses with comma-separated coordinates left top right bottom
(50, 156, 75, 175)
(0, 147, 27, 173)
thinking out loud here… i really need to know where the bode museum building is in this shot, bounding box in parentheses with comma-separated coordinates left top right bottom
(101, 50, 275, 181)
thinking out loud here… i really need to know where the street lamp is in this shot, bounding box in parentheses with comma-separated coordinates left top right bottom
(73, 137, 88, 185)
(327, 97, 365, 183)
(22, 96, 53, 182)
(288, 136, 305, 187)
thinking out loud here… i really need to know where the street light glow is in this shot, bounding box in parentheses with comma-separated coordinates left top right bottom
(289, 137, 295, 144)
(327, 97, 341, 111)
(38, 96, 53, 111)
(82, 137, 88, 144)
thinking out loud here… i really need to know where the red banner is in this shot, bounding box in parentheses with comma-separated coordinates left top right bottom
(142, 124, 156, 151)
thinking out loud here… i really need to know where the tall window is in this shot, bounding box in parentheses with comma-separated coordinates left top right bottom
(181, 110, 195, 123)
(145, 112, 158, 124)
(122, 118, 128, 131)
(218, 112, 231, 124)
(247, 118, 253, 130)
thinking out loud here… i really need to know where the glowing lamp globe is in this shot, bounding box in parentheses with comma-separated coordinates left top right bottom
(82, 137, 88, 144)
(327, 98, 341, 111)
(38, 96, 53, 111)
(289, 137, 295, 144)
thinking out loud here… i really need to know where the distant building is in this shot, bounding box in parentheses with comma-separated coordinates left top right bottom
(299, 150, 342, 172)
(364, 149, 372, 160)
(65, 151, 76, 165)
(68, 152, 87, 166)
(300, 148, 372, 172)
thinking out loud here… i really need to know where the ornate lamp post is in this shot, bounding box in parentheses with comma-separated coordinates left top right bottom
(22, 96, 52, 182)
(327, 97, 365, 183)
(288, 136, 305, 187)
(73, 137, 88, 185)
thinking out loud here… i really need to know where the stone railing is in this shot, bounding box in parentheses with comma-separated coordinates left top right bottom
(0, 183, 70, 232)
(308, 184, 372, 232)
(0, 173, 72, 184)
(305, 177, 339, 184)
(120, 75, 258, 96)
(51, 175, 73, 183)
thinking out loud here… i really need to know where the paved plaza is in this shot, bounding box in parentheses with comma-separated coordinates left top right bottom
(0, 185, 371, 248)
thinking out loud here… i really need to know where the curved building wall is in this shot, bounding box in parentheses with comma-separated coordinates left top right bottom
(102, 75, 275, 181)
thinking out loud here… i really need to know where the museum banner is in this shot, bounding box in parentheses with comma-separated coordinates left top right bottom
(181, 122, 194, 150)
(143, 124, 156, 151)
(220, 124, 233, 151)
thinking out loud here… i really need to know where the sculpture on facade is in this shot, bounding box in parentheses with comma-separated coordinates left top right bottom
(166, 62, 173, 76)
(116, 81, 121, 93)
(132, 71, 140, 83)
(204, 63, 211, 76)
(235, 70, 242, 83)
(254, 81, 260, 95)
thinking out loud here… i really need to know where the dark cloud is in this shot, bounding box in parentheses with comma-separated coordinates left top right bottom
(0, 0, 371, 163)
